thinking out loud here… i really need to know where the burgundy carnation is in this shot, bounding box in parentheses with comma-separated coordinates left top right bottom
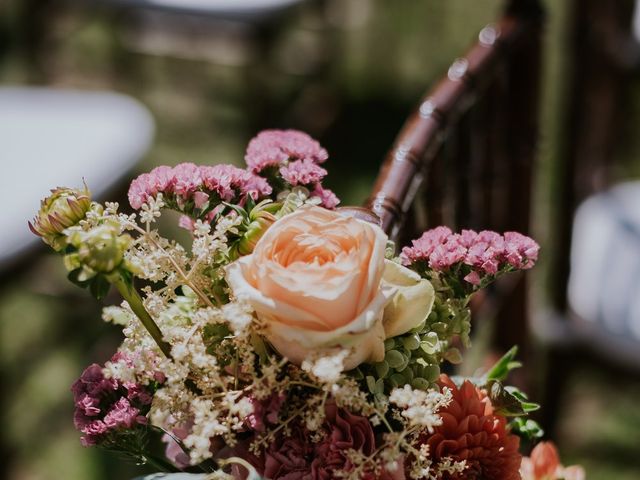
(229, 401, 403, 480)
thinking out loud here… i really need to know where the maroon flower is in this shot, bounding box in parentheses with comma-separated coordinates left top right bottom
(71, 353, 160, 446)
(307, 402, 376, 479)
(246, 393, 286, 433)
(229, 401, 402, 480)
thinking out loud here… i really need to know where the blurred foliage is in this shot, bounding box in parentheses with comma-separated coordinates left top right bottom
(0, 0, 639, 479)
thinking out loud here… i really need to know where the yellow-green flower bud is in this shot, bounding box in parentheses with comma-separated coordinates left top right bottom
(237, 201, 279, 256)
(67, 220, 132, 276)
(29, 186, 92, 251)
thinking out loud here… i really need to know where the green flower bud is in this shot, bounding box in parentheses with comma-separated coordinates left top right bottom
(237, 201, 279, 256)
(67, 220, 131, 276)
(430, 322, 448, 334)
(29, 185, 92, 251)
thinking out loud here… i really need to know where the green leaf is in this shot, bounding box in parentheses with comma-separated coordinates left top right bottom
(67, 267, 92, 288)
(89, 274, 111, 300)
(505, 386, 540, 412)
(510, 417, 545, 440)
(385, 350, 406, 369)
(486, 380, 536, 417)
(221, 202, 249, 218)
(485, 346, 520, 382)
(366, 375, 377, 393)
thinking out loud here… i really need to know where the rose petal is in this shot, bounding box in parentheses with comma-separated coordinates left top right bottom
(382, 260, 435, 338)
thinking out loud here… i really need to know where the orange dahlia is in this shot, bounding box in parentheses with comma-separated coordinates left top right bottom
(424, 374, 521, 480)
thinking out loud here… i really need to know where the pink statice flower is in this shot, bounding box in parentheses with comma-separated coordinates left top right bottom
(128, 165, 175, 209)
(178, 215, 196, 232)
(312, 184, 340, 209)
(401, 226, 453, 264)
(464, 230, 506, 275)
(128, 163, 272, 218)
(280, 159, 327, 187)
(244, 129, 339, 208)
(71, 353, 161, 446)
(244, 129, 328, 173)
(429, 235, 467, 271)
(128, 170, 164, 210)
(103, 397, 147, 429)
(201, 164, 272, 203)
(128, 164, 194, 210)
(504, 231, 540, 269)
(401, 227, 539, 290)
(172, 163, 203, 197)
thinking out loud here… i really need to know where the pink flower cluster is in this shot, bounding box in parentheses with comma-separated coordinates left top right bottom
(128, 163, 272, 210)
(244, 130, 339, 209)
(245, 129, 328, 173)
(401, 227, 539, 286)
(71, 354, 159, 446)
(128, 129, 340, 221)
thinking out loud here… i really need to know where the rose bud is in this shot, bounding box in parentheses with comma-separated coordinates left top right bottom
(29, 185, 92, 251)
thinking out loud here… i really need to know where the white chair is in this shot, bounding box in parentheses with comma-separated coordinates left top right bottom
(106, 0, 306, 21)
(0, 87, 154, 270)
(566, 181, 640, 366)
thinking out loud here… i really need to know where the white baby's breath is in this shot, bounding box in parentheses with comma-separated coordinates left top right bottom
(389, 384, 452, 432)
(301, 349, 349, 384)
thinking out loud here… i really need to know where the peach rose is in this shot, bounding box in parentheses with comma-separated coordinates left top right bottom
(226, 206, 434, 370)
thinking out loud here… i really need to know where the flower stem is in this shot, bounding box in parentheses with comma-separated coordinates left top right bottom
(112, 272, 173, 359)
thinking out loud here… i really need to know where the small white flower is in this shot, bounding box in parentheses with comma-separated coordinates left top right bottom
(301, 350, 349, 384)
(389, 384, 452, 432)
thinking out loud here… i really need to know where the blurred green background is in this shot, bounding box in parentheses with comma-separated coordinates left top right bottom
(1, 0, 640, 479)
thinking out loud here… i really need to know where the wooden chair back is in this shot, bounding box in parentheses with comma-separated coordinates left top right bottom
(364, 0, 545, 361)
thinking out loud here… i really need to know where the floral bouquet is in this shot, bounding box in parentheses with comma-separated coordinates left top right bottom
(31, 130, 584, 479)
